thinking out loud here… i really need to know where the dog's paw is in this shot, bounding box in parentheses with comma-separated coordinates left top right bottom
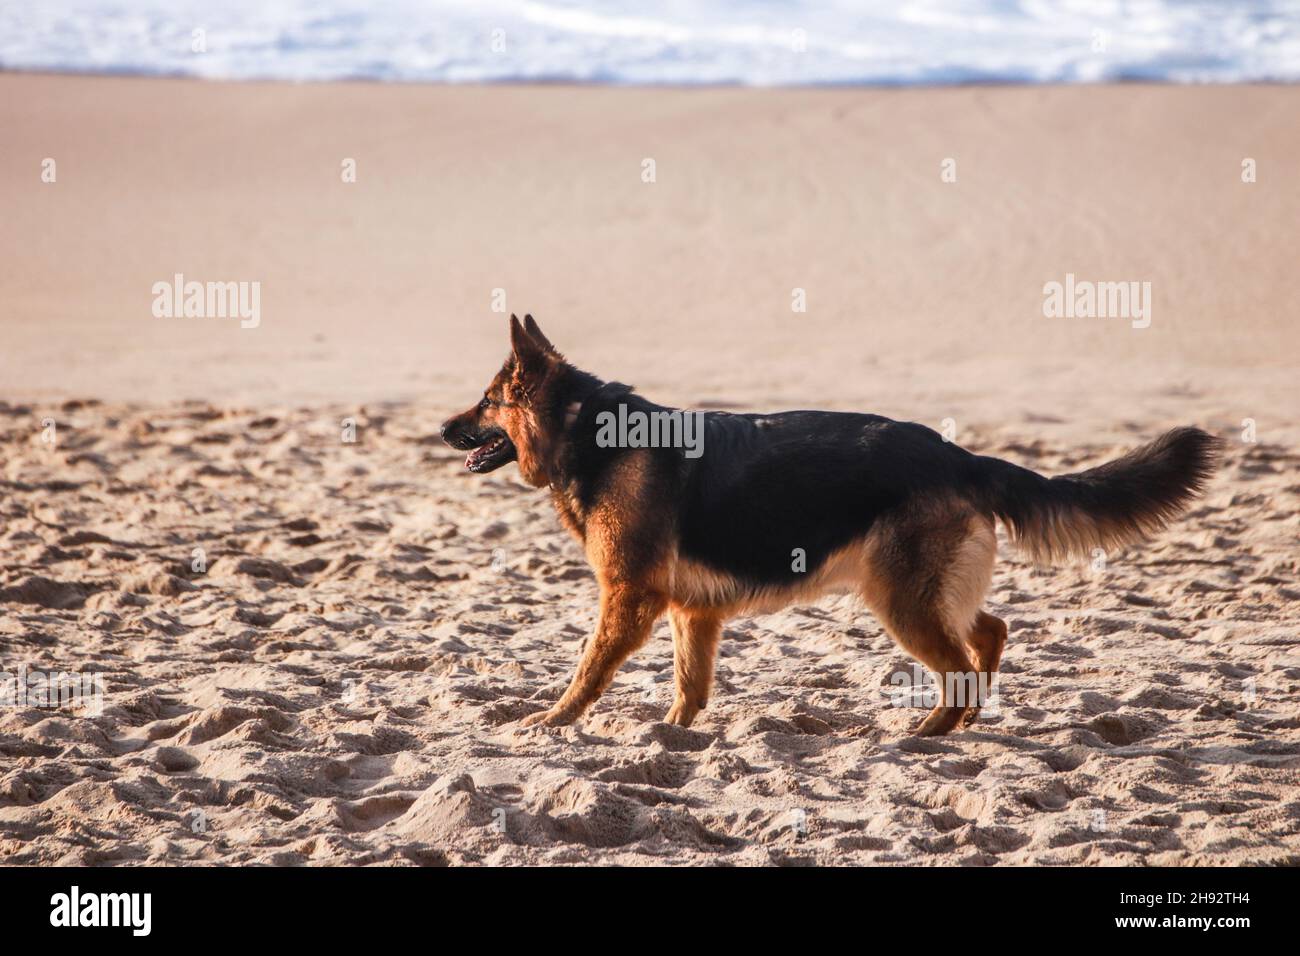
(663, 698, 700, 727)
(518, 706, 574, 729)
(914, 705, 968, 736)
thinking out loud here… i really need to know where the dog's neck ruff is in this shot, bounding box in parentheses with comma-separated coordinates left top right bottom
(562, 381, 630, 432)
(549, 380, 629, 489)
(552, 401, 584, 491)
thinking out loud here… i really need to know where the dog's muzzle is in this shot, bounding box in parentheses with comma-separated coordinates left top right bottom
(441, 420, 517, 473)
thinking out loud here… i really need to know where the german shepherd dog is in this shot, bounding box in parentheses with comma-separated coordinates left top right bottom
(442, 315, 1219, 736)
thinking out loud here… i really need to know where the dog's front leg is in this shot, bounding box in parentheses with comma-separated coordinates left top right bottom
(521, 583, 666, 728)
(665, 607, 722, 727)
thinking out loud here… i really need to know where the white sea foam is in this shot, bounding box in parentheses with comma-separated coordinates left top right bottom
(2, 0, 1298, 85)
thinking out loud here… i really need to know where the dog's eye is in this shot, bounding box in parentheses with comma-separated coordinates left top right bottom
(479, 397, 492, 410)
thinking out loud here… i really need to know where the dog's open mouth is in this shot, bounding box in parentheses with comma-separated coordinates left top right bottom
(464, 430, 517, 473)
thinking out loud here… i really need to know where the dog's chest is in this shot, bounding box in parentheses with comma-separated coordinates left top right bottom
(549, 486, 587, 542)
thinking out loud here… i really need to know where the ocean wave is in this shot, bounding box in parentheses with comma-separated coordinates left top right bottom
(2, 0, 1299, 84)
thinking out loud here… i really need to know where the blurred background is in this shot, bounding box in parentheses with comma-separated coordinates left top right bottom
(0, 1, 1296, 428)
(4, 0, 1300, 84)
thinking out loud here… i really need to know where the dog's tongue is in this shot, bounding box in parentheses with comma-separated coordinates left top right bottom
(465, 436, 506, 470)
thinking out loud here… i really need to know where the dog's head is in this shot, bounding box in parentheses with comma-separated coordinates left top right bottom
(440, 314, 566, 487)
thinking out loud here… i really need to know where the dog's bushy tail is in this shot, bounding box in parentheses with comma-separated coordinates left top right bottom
(974, 427, 1221, 564)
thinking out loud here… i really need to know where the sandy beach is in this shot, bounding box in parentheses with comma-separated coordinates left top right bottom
(1, 75, 1298, 865)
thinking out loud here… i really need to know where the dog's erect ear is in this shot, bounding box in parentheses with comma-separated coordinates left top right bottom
(509, 314, 549, 375)
(522, 314, 556, 353)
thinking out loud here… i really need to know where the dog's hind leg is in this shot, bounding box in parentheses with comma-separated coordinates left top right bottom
(862, 508, 996, 736)
(959, 610, 1007, 728)
(665, 607, 722, 727)
(520, 584, 667, 728)
(885, 616, 980, 736)
(967, 610, 1008, 674)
